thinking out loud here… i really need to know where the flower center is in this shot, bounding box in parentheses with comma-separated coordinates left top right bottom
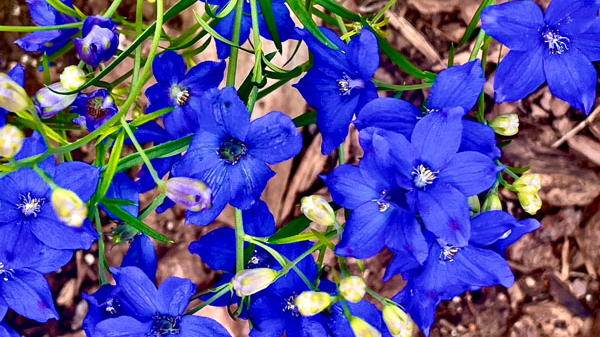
(170, 85, 190, 106)
(412, 164, 437, 188)
(148, 315, 182, 337)
(542, 28, 570, 55)
(17, 193, 45, 217)
(218, 138, 247, 165)
(373, 189, 391, 212)
(283, 294, 301, 317)
(337, 73, 365, 96)
(86, 97, 110, 119)
(0, 262, 14, 281)
(439, 244, 459, 262)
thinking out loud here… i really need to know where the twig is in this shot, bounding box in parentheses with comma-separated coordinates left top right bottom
(552, 105, 600, 148)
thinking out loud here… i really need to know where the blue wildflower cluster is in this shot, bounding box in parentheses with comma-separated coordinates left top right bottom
(0, 0, 596, 335)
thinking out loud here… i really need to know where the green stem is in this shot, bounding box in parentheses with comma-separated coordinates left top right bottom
(226, 0, 246, 87)
(0, 22, 82, 32)
(373, 79, 433, 92)
(338, 143, 345, 166)
(186, 284, 232, 315)
(94, 210, 110, 285)
(120, 117, 163, 187)
(235, 208, 245, 272)
(138, 193, 167, 221)
(373, 0, 398, 23)
(365, 287, 387, 305)
(104, 0, 126, 18)
(132, 0, 145, 85)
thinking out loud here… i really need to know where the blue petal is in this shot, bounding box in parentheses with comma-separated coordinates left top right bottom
(242, 200, 276, 238)
(228, 154, 274, 210)
(354, 97, 420, 138)
(460, 120, 501, 159)
(180, 61, 226, 93)
(410, 183, 470, 247)
(31, 215, 99, 250)
(392, 282, 440, 337)
(163, 105, 200, 139)
(27, 0, 75, 26)
(544, 48, 597, 114)
(258, 0, 297, 41)
(157, 277, 196, 316)
(94, 316, 152, 337)
(428, 60, 485, 112)
(0, 269, 58, 323)
(7, 64, 25, 88)
(545, 0, 600, 35)
(152, 50, 186, 85)
(0, 323, 19, 337)
(573, 18, 600, 61)
(101, 172, 140, 219)
(297, 27, 349, 74)
(437, 151, 501, 197)
(322, 164, 379, 210)
(347, 28, 379, 80)
(145, 82, 173, 113)
(246, 111, 303, 164)
(122, 234, 157, 283)
(198, 88, 250, 141)
(53, 161, 100, 202)
(335, 201, 392, 259)
(383, 252, 423, 282)
(469, 210, 517, 247)
(179, 315, 232, 337)
(188, 227, 236, 272)
(249, 295, 286, 337)
(110, 267, 159, 317)
(184, 177, 230, 227)
(481, 2, 544, 51)
(213, 11, 252, 59)
(385, 209, 429, 264)
(494, 47, 546, 103)
(411, 107, 463, 171)
(493, 218, 541, 254)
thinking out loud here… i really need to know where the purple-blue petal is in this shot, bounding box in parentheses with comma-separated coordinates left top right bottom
(481, 1, 544, 51)
(494, 47, 546, 103)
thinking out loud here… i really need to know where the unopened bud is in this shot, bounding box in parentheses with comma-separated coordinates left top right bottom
(350, 317, 382, 337)
(60, 66, 86, 91)
(231, 268, 278, 297)
(52, 188, 88, 227)
(164, 177, 212, 212)
(518, 192, 542, 215)
(490, 113, 519, 136)
(0, 124, 24, 158)
(382, 305, 414, 337)
(0, 73, 31, 112)
(467, 196, 480, 215)
(339, 276, 366, 303)
(513, 173, 541, 194)
(482, 193, 502, 212)
(295, 291, 332, 316)
(300, 195, 335, 227)
(34, 83, 78, 118)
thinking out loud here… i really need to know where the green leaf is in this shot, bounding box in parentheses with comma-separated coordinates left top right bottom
(98, 131, 125, 199)
(461, 0, 494, 46)
(293, 111, 317, 127)
(112, 136, 192, 173)
(45, 0, 84, 19)
(314, 0, 361, 21)
(287, 0, 340, 50)
(506, 165, 531, 174)
(193, 11, 253, 53)
(101, 197, 138, 206)
(268, 215, 311, 242)
(103, 203, 174, 243)
(258, 0, 282, 52)
(310, 229, 336, 250)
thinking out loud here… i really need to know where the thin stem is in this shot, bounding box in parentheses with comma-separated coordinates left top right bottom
(120, 117, 163, 187)
(186, 284, 232, 315)
(365, 287, 387, 305)
(94, 210, 110, 285)
(338, 143, 345, 166)
(132, 0, 145, 85)
(373, 0, 398, 23)
(104, 0, 126, 18)
(235, 208, 245, 272)
(373, 79, 433, 92)
(139, 193, 167, 221)
(0, 22, 82, 32)
(226, 0, 246, 87)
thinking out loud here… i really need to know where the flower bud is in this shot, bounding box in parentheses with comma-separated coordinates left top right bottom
(164, 177, 212, 212)
(0, 73, 31, 113)
(482, 193, 502, 212)
(34, 83, 78, 118)
(231, 268, 278, 297)
(300, 195, 335, 227)
(294, 291, 332, 316)
(490, 113, 519, 136)
(339, 276, 366, 303)
(467, 196, 480, 215)
(518, 192, 542, 215)
(382, 305, 414, 337)
(74, 16, 119, 68)
(350, 317, 382, 337)
(60, 66, 86, 91)
(52, 188, 88, 227)
(0, 124, 25, 158)
(513, 173, 542, 194)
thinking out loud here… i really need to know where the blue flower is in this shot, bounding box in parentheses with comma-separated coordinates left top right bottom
(15, 0, 80, 55)
(145, 51, 226, 139)
(0, 132, 100, 251)
(74, 16, 119, 67)
(0, 63, 26, 126)
(71, 89, 118, 131)
(99, 171, 140, 220)
(361, 110, 502, 247)
(481, 0, 600, 114)
(294, 27, 379, 155)
(354, 60, 501, 159)
(201, 0, 297, 59)
(34, 82, 78, 118)
(92, 267, 231, 337)
(0, 320, 19, 337)
(323, 133, 428, 265)
(171, 87, 302, 229)
(392, 211, 540, 336)
(0, 222, 72, 323)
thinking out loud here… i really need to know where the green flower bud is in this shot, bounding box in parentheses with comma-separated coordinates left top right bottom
(52, 188, 88, 227)
(382, 305, 414, 337)
(300, 195, 335, 227)
(467, 196, 480, 215)
(295, 291, 332, 316)
(0, 124, 25, 158)
(513, 173, 542, 194)
(231, 268, 278, 297)
(164, 177, 212, 212)
(482, 193, 502, 212)
(350, 316, 382, 337)
(0, 73, 32, 113)
(490, 113, 519, 136)
(60, 66, 86, 91)
(518, 191, 542, 215)
(339, 276, 366, 303)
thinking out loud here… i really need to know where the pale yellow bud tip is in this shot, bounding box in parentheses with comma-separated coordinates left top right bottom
(518, 192, 542, 215)
(51, 188, 88, 227)
(382, 305, 414, 337)
(339, 276, 366, 303)
(300, 195, 335, 227)
(60, 66, 86, 91)
(295, 291, 332, 316)
(350, 317, 382, 337)
(0, 124, 24, 158)
(482, 193, 502, 212)
(490, 113, 519, 136)
(231, 268, 278, 297)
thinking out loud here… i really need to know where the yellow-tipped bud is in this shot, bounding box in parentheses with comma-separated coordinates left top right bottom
(467, 196, 480, 215)
(518, 192, 542, 215)
(60, 66, 86, 91)
(0, 73, 32, 113)
(350, 317, 382, 337)
(51, 188, 88, 227)
(513, 173, 542, 194)
(295, 291, 332, 316)
(339, 276, 366, 303)
(490, 113, 519, 136)
(0, 124, 25, 158)
(482, 193, 502, 212)
(300, 195, 335, 227)
(382, 305, 414, 337)
(231, 268, 278, 297)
